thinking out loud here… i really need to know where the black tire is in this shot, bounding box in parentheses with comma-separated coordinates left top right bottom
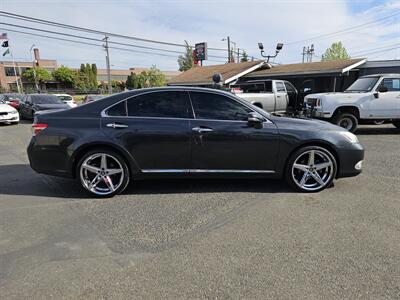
(393, 121, 400, 129)
(76, 148, 130, 197)
(333, 112, 358, 133)
(285, 146, 337, 193)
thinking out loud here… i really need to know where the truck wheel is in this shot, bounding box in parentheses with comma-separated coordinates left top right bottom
(393, 121, 400, 129)
(334, 113, 358, 132)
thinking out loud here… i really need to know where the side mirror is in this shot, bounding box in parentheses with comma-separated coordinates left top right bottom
(373, 92, 379, 99)
(378, 86, 388, 93)
(247, 112, 264, 127)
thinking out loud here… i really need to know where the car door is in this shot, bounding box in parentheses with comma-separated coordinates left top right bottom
(274, 81, 288, 112)
(375, 77, 400, 118)
(102, 90, 193, 172)
(188, 91, 279, 172)
(368, 77, 400, 119)
(284, 81, 298, 112)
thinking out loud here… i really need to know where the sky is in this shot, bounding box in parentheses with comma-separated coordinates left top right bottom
(1, 0, 399, 71)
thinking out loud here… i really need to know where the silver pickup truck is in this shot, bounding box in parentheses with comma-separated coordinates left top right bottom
(232, 79, 298, 114)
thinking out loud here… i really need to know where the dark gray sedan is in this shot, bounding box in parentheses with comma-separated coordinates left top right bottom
(20, 94, 70, 120)
(27, 87, 364, 197)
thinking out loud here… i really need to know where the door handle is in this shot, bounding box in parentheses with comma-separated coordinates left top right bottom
(192, 126, 213, 133)
(106, 123, 128, 129)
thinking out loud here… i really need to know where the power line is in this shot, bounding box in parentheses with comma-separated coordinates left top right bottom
(0, 22, 227, 59)
(285, 11, 400, 45)
(0, 10, 228, 52)
(1, 27, 227, 63)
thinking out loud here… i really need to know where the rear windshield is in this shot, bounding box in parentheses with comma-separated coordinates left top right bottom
(5, 94, 24, 101)
(345, 77, 379, 92)
(234, 81, 273, 93)
(31, 95, 63, 104)
(57, 95, 73, 101)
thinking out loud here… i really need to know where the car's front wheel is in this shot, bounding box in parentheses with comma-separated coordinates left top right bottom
(77, 149, 130, 197)
(285, 146, 337, 192)
(333, 113, 358, 132)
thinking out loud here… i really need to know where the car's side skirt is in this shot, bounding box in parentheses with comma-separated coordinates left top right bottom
(141, 169, 275, 174)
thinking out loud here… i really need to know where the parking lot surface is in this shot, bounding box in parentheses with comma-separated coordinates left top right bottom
(0, 122, 399, 299)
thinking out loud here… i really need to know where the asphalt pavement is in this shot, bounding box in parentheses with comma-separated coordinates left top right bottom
(0, 121, 399, 299)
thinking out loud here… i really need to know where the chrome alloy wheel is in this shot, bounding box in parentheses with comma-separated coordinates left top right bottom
(291, 149, 334, 191)
(80, 153, 124, 196)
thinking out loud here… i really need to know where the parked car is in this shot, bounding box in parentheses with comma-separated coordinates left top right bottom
(54, 93, 78, 108)
(82, 94, 104, 104)
(19, 94, 70, 120)
(0, 99, 19, 125)
(232, 80, 298, 114)
(27, 87, 364, 197)
(0, 93, 25, 111)
(305, 74, 400, 132)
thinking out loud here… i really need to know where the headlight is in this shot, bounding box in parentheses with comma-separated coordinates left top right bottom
(10, 110, 18, 115)
(339, 131, 359, 143)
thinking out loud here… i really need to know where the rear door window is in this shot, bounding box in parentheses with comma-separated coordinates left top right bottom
(127, 91, 191, 119)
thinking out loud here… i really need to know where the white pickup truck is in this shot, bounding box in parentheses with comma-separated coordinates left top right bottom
(232, 79, 298, 114)
(305, 74, 400, 132)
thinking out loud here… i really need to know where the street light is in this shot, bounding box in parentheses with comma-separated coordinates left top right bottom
(29, 44, 39, 92)
(258, 42, 284, 63)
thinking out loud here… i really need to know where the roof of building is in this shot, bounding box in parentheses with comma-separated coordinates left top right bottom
(245, 58, 367, 78)
(357, 59, 400, 68)
(168, 61, 265, 85)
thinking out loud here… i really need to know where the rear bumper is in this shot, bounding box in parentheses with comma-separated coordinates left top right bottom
(27, 137, 73, 178)
(336, 143, 364, 178)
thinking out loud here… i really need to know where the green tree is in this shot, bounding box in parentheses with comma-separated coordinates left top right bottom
(91, 64, 98, 87)
(22, 67, 52, 84)
(126, 72, 138, 89)
(177, 40, 194, 71)
(137, 71, 148, 88)
(322, 42, 350, 61)
(52, 66, 76, 87)
(240, 51, 249, 62)
(147, 65, 166, 87)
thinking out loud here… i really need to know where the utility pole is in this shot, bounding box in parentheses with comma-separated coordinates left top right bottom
(29, 44, 39, 92)
(227, 36, 231, 63)
(103, 36, 112, 94)
(237, 48, 240, 63)
(302, 44, 315, 63)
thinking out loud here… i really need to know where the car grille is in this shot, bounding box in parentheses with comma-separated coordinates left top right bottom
(0, 112, 8, 116)
(306, 98, 318, 107)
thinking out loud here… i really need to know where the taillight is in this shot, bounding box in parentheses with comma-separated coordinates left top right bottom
(32, 123, 48, 136)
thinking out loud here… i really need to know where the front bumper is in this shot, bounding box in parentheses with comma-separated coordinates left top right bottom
(336, 143, 364, 178)
(0, 115, 19, 123)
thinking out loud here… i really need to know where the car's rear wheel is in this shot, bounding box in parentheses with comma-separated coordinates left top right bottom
(393, 121, 400, 129)
(77, 149, 130, 197)
(334, 113, 358, 132)
(286, 146, 337, 192)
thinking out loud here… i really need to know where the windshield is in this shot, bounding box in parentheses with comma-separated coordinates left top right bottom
(31, 95, 64, 104)
(345, 77, 379, 92)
